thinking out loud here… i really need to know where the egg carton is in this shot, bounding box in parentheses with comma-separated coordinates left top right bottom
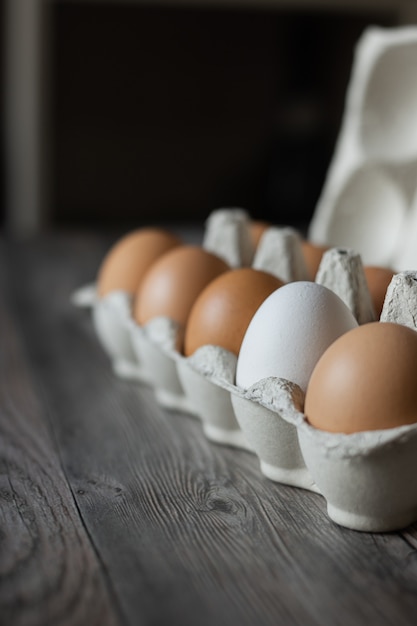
(138, 264, 417, 532)
(308, 25, 417, 271)
(72, 203, 417, 532)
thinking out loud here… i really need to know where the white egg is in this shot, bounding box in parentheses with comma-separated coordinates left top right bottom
(235, 281, 358, 392)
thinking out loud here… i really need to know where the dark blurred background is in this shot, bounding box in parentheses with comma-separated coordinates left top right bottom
(1, 1, 409, 234)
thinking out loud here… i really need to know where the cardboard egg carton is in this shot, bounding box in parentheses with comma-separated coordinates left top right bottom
(72, 186, 417, 533)
(72, 208, 417, 531)
(179, 256, 417, 532)
(308, 25, 417, 271)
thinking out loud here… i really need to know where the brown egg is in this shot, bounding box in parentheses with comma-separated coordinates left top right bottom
(184, 268, 284, 357)
(364, 266, 395, 318)
(305, 322, 417, 434)
(134, 246, 229, 337)
(97, 228, 181, 297)
(301, 241, 329, 280)
(249, 221, 271, 249)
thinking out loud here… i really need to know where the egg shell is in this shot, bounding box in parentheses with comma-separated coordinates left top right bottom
(184, 268, 284, 357)
(301, 241, 329, 280)
(249, 220, 271, 248)
(236, 281, 358, 393)
(305, 321, 417, 434)
(364, 266, 396, 318)
(133, 245, 229, 337)
(97, 228, 181, 297)
(176, 347, 249, 449)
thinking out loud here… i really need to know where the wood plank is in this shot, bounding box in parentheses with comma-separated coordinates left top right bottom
(0, 238, 120, 626)
(5, 233, 417, 625)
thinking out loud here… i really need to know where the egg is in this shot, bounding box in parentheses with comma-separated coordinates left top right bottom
(301, 241, 329, 280)
(184, 268, 285, 357)
(305, 321, 417, 434)
(97, 228, 181, 297)
(249, 221, 271, 249)
(236, 281, 358, 392)
(364, 266, 396, 318)
(133, 246, 229, 346)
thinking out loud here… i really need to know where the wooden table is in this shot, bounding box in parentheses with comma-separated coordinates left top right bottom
(2, 231, 417, 626)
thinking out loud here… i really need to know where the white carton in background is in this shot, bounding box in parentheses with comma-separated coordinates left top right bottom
(308, 26, 417, 270)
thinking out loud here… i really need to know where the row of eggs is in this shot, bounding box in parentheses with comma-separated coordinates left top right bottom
(82, 211, 417, 532)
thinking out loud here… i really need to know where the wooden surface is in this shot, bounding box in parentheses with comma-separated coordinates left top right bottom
(2, 231, 417, 626)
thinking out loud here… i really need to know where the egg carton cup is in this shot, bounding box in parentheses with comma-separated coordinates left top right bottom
(231, 377, 318, 492)
(297, 418, 417, 532)
(92, 290, 149, 382)
(201, 209, 311, 284)
(129, 323, 251, 448)
(308, 26, 417, 270)
(202, 207, 255, 267)
(252, 226, 310, 283)
(176, 343, 318, 490)
(176, 345, 251, 449)
(128, 316, 197, 415)
(315, 247, 376, 324)
(71, 283, 146, 379)
(380, 270, 417, 328)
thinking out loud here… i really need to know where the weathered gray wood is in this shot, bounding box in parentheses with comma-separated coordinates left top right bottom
(0, 238, 120, 626)
(4, 233, 417, 626)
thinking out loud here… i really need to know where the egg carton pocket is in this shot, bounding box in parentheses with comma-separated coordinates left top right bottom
(252, 227, 310, 282)
(92, 291, 146, 381)
(177, 345, 251, 449)
(231, 377, 318, 492)
(129, 316, 197, 415)
(202, 207, 254, 267)
(297, 418, 417, 532)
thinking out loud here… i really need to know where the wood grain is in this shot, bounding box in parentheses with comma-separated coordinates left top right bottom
(0, 238, 120, 626)
(4, 233, 417, 626)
